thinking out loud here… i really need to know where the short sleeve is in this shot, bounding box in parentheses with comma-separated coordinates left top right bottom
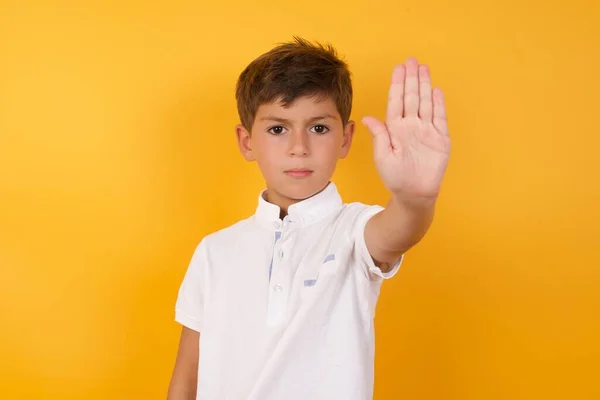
(174, 239, 207, 332)
(352, 204, 404, 280)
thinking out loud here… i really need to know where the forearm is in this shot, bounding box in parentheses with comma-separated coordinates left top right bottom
(366, 193, 436, 267)
(167, 359, 198, 400)
(167, 381, 197, 400)
(167, 327, 199, 400)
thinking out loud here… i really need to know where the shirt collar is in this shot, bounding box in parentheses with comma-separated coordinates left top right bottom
(254, 181, 343, 229)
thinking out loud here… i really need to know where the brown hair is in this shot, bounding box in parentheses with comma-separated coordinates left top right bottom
(235, 36, 353, 131)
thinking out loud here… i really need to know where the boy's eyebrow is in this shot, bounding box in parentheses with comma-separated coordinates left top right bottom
(259, 114, 337, 123)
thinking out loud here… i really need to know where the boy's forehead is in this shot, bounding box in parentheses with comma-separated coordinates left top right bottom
(255, 95, 340, 121)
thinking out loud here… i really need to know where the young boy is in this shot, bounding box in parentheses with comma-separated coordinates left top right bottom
(167, 37, 450, 400)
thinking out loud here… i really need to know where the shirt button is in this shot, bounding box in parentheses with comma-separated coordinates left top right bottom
(272, 221, 281, 229)
(279, 249, 284, 258)
(273, 284, 283, 292)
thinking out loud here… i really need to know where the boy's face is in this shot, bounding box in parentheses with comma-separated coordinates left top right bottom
(236, 95, 354, 211)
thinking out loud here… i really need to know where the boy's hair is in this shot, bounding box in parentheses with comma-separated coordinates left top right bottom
(235, 36, 353, 131)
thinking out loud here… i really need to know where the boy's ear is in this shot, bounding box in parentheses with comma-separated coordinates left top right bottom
(235, 124, 255, 161)
(339, 120, 355, 159)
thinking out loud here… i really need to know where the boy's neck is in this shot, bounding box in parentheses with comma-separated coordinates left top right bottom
(263, 191, 293, 219)
(263, 181, 332, 221)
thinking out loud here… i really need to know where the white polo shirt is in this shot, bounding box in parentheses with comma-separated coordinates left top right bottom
(175, 181, 402, 400)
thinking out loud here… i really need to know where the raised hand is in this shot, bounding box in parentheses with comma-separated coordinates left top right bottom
(362, 57, 451, 201)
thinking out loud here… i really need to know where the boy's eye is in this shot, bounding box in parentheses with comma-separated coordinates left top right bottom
(311, 125, 329, 134)
(268, 126, 285, 135)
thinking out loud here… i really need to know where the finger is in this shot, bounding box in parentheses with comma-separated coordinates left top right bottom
(418, 65, 433, 122)
(386, 64, 405, 124)
(403, 57, 419, 117)
(432, 88, 449, 136)
(362, 116, 392, 155)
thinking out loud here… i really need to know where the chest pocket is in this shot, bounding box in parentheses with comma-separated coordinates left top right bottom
(296, 248, 353, 305)
(302, 253, 336, 286)
(292, 218, 353, 304)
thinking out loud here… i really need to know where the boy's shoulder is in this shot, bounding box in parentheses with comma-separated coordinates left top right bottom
(196, 214, 254, 247)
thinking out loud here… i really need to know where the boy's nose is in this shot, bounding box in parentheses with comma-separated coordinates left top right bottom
(288, 131, 309, 156)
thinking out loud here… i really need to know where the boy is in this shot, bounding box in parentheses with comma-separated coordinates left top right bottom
(167, 37, 450, 400)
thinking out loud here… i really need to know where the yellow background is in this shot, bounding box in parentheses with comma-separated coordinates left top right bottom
(1, 0, 599, 399)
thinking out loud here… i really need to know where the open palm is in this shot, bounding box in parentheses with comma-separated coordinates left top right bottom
(362, 58, 451, 200)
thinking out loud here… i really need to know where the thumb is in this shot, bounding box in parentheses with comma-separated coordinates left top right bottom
(361, 116, 391, 154)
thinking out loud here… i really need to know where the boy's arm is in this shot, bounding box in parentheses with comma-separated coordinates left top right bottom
(167, 326, 199, 400)
(365, 195, 435, 272)
(361, 58, 451, 271)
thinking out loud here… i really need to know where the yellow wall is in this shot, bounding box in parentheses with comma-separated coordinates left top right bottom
(1, 1, 598, 399)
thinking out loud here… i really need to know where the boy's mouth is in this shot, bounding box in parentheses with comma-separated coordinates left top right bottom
(284, 168, 313, 178)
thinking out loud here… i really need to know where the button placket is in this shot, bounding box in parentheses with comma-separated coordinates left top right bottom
(266, 218, 294, 326)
